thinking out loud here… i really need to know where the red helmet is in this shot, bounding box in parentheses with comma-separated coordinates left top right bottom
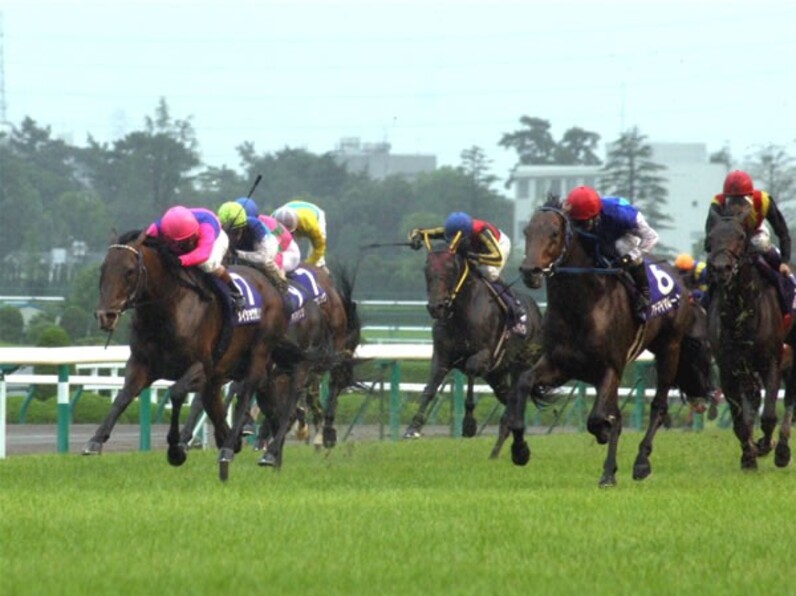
(723, 170, 754, 196)
(161, 206, 199, 241)
(565, 186, 602, 220)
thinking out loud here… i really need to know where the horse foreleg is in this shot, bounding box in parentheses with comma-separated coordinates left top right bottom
(166, 362, 207, 467)
(178, 393, 206, 450)
(588, 368, 622, 487)
(462, 376, 478, 438)
(260, 368, 305, 468)
(83, 361, 152, 455)
(634, 347, 680, 481)
(403, 359, 450, 439)
(776, 367, 796, 467)
(756, 366, 781, 457)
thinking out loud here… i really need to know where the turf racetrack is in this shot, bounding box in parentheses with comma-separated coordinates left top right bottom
(2, 431, 795, 594)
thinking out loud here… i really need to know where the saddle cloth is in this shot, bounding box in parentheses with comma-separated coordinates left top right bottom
(642, 260, 682, 320)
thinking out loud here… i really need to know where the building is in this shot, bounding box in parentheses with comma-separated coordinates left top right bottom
(331, 137, 436, 181)
(509, 143, 727, 257)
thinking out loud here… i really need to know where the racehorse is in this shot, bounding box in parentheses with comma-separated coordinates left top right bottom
(510, 197, 712, 487)
(88, 230, 287, 471)
(403, 244, 544, 458)
(706, 212, 796, 469)
(255, 266, 362, 467)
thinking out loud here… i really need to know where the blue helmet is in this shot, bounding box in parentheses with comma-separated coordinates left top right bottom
(235, 197, 259, 218)
(443, 211, 474, 242)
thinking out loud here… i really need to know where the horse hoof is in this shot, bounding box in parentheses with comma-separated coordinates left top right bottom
(218, 448, 234, 463)
(167, 446, 187, 467)
(323, 427, 337, 449)
(241, 424, 256, 437)
(82, 441, 103, 455)
(403, 428, 422, 439)
(775, 443, 791, 468)
(295, 425, 310, 442)
(258, 452, 279, 468)
(755, 439, 773, 457)
(219, 460, 229, 482)
(633, 458, 651, 481)
(462, 418, 477, 438)
(599, 475, 617, 488)
(707, 403, 719, 421)
(740, 454, 758, 470)
(511, 440, 530, 466)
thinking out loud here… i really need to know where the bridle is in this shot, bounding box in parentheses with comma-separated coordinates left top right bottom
(534, 206, 574, 276)
(429, 249, 471, 316)
(105, 243, 146, 314)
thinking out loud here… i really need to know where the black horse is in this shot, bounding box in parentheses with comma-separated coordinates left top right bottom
(706, 212, 796, 469)
(510, 197, 713, 487)
(89, 230, 287, 476)
(403, 244, 544, 458)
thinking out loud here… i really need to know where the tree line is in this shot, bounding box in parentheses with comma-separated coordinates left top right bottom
(0, 98, 794, 345)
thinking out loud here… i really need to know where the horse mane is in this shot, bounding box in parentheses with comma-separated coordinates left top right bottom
(117, 229, 142, 244)
(542, 193, 563, 210)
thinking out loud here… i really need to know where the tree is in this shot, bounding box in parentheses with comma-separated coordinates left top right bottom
(76, 98, 201, 229)
(601, 127, 674, 252)
(459, 146, 498, 190)
(743, 144, 796, 204)
(554, 127, 602, 166)
(0, 306, 24, 343)
(498, 116, 557, 167)
(709, 146, 733, 170)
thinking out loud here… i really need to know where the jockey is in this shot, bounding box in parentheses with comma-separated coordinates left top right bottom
(674, 253, 708, 306)
(564, 186, 659, 321)
(704, 170, 791, 277)
(146, 205, 245, 311)
(407, 211, 528, 336)
(272, 200, 328, 270)
(217, 201, 288, 292)
(235, 197, 301, 274)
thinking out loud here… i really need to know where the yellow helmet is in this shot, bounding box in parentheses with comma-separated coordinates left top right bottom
(217, 201, 248, 230)
(674, 253, 695, 271)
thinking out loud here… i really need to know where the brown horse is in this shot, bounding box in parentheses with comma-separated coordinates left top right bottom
(403, 244, 543, 458)
(88, 230, 286, 471)
(510, 197, 712, 487)
(706, 212, 796, 469)
(255, 265, 362, 467)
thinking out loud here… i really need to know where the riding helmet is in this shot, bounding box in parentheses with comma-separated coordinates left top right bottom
(235, 197, 259, 218)
(273, 206, 299, 232)
(161, 206, 199, 241)
(723, 170, 754, 196)
(217, 201, 248, 230)
(674, 253, 695, 271)
(565, 186, 602, 220)
(443, 211, 474, 242)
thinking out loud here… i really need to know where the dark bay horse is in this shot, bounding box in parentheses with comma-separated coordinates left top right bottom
(706, 213, 796, 469)
(511, 198, 712, 487)
(403, 245, 544, 458)
(255, 266, 362, 467)
(88, 230, 287, 470)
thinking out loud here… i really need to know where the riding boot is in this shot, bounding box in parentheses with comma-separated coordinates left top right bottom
(227, 280, 246, 311)
(489, 278, 528, 335)
(626, 261, 651, 321)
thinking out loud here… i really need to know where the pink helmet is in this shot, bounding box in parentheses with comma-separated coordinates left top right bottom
(161, 206, 199, 241)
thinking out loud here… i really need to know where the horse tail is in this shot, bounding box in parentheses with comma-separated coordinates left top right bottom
(332, 265, 362, 353)
(674, 333, 714, 399)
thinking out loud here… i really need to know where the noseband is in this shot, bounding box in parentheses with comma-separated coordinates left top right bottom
(430, 251, 471, 315)
(105, 243, 146, 314)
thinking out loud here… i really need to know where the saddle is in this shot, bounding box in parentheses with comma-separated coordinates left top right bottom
(753, 255, 796, 319)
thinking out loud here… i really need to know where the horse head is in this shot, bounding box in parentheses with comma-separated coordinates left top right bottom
(706, 214, 750, 286)
(424, 247, 468, 320)
(95, 231, 147, 332)
(519, 199, 571, 289)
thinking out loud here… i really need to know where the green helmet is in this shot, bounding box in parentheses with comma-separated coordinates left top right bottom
(217, 201, 247, 230)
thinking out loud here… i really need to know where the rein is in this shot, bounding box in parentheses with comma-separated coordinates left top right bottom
(536, 206, 621, 276)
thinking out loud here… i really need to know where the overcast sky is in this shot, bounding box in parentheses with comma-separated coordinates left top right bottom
(2, 0, 794, 184)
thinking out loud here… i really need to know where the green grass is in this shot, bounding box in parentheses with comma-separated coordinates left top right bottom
(2, 431, 796, 595)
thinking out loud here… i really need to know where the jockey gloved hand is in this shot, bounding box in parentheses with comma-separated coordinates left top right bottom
(409, 236, 423, 250)
(780, 263, 792, 276)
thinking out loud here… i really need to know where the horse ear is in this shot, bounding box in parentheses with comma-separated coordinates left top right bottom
(108, 227, 118, 245)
